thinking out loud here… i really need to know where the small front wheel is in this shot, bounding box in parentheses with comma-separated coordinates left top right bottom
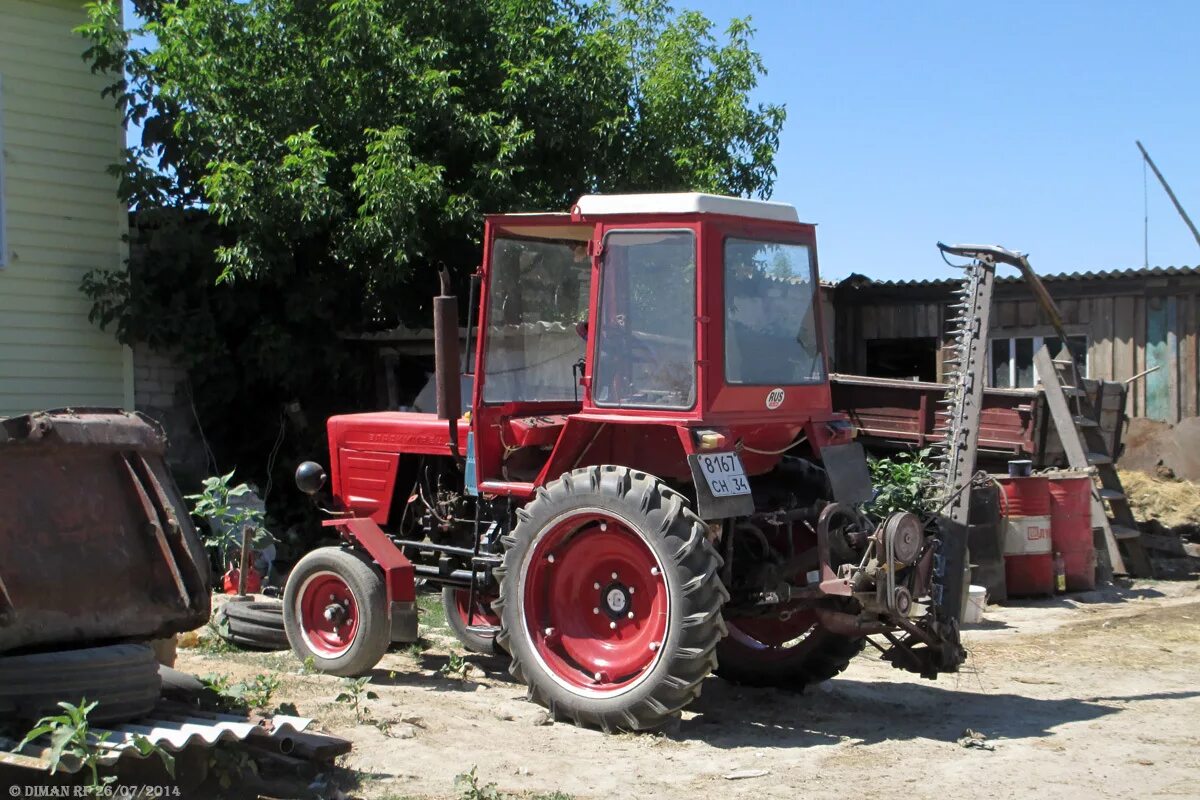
(283, 547, 389, 676)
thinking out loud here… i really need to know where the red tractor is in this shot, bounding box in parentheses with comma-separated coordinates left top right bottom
(285, 193, 987, 731)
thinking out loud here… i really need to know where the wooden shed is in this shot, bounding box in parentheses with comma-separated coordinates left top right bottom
(830, 266, 1200, 423)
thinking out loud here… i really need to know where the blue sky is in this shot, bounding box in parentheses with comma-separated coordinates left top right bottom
(124, 1, 1199, 281)
(685, 0, 1200, 279)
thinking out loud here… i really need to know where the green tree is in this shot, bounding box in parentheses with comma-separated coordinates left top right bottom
(77, 0, 784, 516)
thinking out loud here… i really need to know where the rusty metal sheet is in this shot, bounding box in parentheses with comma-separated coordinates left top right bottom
(0, 410, 211, 654)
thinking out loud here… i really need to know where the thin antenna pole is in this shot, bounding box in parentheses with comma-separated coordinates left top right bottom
(1143, 158, 1149, 269)
(1137, 140, 1200, 253)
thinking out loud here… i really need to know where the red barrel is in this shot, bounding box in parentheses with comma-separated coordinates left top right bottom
(1048, 475, 1097, 591)
(997, 476, 1054, 596)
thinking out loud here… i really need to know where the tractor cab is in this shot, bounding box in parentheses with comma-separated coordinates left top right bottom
(470, 193, 851, 506)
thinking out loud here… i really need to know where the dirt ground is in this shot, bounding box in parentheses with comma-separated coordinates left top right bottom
(177, 579, 1200, 800)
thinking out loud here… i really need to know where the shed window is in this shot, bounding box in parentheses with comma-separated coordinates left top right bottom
(990, 335, 1088, 388)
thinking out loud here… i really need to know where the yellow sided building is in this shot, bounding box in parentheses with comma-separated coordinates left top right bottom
(0, 0, 130, 417)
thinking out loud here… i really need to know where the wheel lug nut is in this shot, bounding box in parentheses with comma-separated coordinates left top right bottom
(628, 586, 635, 594)
(544, 627, 555, 637)
(594, 672, 603, 681)
(649, 642, 660, 651)
(611, 572, 618, 580)
(593, 607, 600, 615)
(593, 582, 601, 590)
(600, 522, 608, 531)
(609, 621, 617, 629)
(650, 567, 660, 576)
(627, 611, 634, 619)
(547, 554, 555, 563)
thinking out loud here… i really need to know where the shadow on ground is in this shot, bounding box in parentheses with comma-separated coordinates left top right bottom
(676, 676, 1200, 749)
(368, 650, 514, 691)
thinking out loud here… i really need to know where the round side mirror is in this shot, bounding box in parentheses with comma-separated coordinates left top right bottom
(295, 461, 327, 495)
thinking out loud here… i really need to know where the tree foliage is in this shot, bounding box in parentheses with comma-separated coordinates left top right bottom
(77, 0, 785, 516)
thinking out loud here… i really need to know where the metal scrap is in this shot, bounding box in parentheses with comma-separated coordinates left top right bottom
(0, 701, 350, 774)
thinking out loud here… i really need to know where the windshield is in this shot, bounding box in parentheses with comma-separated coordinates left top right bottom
(724, 238, 823, 385)
(593, 230, 696, 409)
(482, 236, 591, 403)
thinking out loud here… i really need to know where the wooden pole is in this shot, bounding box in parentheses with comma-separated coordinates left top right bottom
(238, 524, 252, 597)
(1137, 140, 1200, 252)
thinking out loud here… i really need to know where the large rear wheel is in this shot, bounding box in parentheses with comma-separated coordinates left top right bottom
(495, 465, 726, 732)
(716, 610, 864, 688)
(442, 586, 502, 654)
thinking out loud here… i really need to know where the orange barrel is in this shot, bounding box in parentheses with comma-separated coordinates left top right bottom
(1048, 475, 1097, 591)
(997, 476, 1054, 596)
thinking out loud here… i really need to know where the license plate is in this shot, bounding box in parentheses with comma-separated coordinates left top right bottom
(696, 452, 751, 497)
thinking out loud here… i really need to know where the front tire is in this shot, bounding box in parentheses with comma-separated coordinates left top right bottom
(283, 547, 389, 676)
(495, 465, 727, 731)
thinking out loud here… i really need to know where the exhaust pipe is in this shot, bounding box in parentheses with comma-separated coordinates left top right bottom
(433, 268, 463, 461)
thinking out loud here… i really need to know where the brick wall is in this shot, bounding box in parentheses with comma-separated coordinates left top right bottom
(132, 344, 209, 486)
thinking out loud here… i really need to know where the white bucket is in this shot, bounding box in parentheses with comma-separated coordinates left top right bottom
(962, 585, 987, 624)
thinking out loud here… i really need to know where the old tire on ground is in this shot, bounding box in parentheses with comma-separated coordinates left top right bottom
(283, 547, 390, 676)
(217, 600, 289, 651)
(715, 612, 864, 688)
(0, 644, 161, 724)
(441, 587, 502, 654)
(495, 465, 727, 732)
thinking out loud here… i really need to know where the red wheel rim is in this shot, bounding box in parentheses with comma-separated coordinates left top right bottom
(297, 571, 359, 657)
(453, 589, 500, 628)
(725, 611, 819, 662)
(522, 511, 669, 695)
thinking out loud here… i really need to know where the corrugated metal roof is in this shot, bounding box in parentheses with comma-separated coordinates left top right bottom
(0, 702, 334, 774)
(841, 264, 1200, 289)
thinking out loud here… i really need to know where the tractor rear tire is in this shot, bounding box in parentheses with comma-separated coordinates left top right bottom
(441, 587, 502, 655)
(716, 615, 864, 689)
(283, 547, 390, 676)
(0, 643, 161, 724)
(495, 465, 727, 732)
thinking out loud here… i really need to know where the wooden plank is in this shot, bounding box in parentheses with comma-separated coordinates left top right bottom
(1018, 300, 1038, 327)
(1145, 296, 1170, 421)
(862, 306, 878, 341)
(896, 303, 913, 338)
(997, 300, 1018, 329)
(1134, 296, 1146, 417)
(878, 305, 895, 340)
(1168, 296, 1180, 423)
(1090, 297, 1114, 380)
(1076, 297, 1091, 325)
(1034, 345, 1127, 574)
(1059, 298, 1078, 325)
(1185, 293, 1198, 419)
(1113, 296, 1136, 385)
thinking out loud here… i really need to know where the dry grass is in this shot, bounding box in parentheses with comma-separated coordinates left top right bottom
(1118, 470, 1200, 529)
(968, 599, 1200, 669)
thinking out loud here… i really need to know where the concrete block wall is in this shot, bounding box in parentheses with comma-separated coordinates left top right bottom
(132, 344, 209, 486)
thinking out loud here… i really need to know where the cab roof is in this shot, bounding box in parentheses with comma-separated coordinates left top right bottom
(572, 192, 800, 223)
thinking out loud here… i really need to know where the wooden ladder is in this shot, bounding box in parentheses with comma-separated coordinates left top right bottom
(1033, 345, 1153, 578)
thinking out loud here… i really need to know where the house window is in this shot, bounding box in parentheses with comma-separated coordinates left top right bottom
(990, 335, 1088, 388)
